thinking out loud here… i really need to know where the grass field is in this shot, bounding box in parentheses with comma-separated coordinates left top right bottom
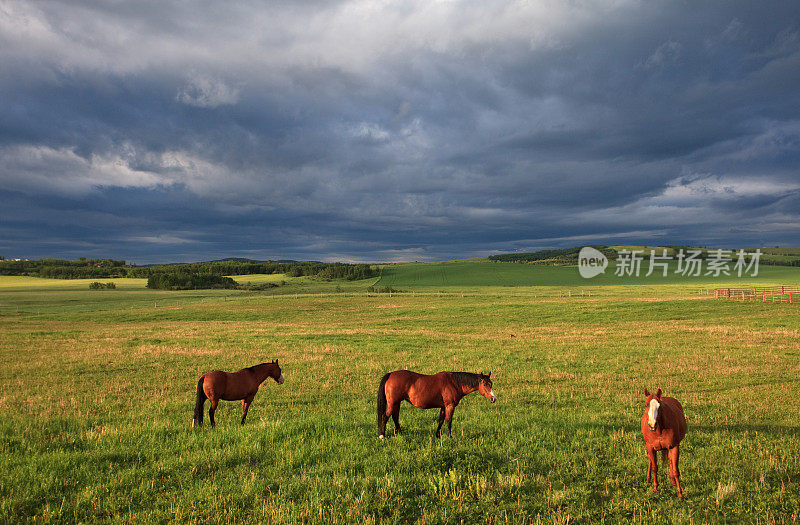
(1, 267, 799, 523)
(376, 259, 800, 290)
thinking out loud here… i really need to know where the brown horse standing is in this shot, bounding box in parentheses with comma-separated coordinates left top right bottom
(641, 388, 687, 498)
(377, 370, 496, 439)
(193, 360, 284, 427)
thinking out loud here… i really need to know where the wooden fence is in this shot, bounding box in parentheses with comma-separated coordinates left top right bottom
(712, 285, 800, 304)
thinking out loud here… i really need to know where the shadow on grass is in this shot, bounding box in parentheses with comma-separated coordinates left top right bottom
(535, 419, 799, 437)
(689, 422, 800, 437)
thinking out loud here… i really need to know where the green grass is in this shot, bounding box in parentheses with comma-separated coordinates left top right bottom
(1, 273, 799, 523)
(376, 260, 800, 290)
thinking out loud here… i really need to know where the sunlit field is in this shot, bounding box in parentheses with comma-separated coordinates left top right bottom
(376, 259, 800, 289)
(1, 268, 799, 522)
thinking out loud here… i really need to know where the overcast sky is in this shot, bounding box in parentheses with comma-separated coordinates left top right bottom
(1, 1, 799, 263)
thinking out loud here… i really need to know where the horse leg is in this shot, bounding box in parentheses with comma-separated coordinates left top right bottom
(669, 446, 683, 498)
(209, 398, 219, 427)
(435, 408, 445, 438)
(241, 395, 254, 425)
(662, 449, 672, 485)
(379, 408, 388, 438)
(647, 447, 658, 492)
(444, 404, 455, 437)
(391, 402, 402, 435)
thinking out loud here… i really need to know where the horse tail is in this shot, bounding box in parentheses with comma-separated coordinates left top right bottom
(193, 376, 206, 427)
(377, 372, 391, 435)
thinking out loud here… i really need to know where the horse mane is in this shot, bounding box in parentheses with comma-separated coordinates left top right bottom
(450, 372, 481, 389)
(246, 361, 275, 372)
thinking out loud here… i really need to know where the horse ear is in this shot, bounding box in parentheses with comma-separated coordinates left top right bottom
(275, 359, 279, 365)
(487, 371, 491, 378)
(644, 388, 650, 396)
(656, 388, 662, 398)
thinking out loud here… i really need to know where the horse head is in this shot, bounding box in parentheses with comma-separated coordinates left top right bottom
(272, 359, 285, 384)
(477, 372, 496, 403)
(644, 388, 662, 431)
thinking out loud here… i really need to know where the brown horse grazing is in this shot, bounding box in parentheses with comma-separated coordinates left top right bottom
(641, 388, 687, 498)
(377, 370, 496, 439)
(193, 360, 284, 427)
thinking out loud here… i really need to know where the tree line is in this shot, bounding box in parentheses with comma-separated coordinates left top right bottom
(146, 273, 238, 290)
(0, 258, 378, 281)
(489, 245, 800, 267)
(0, 258, 129, 278)
(488, 245, 618, 265)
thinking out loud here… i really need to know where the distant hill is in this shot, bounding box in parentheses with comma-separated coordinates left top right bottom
(488, 245, 800, 267)
(488, 245, 617, 265)
(207, 257, 301, 264)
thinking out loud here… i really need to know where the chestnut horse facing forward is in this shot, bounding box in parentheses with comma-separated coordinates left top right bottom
(641, 388, 687, 498)
(377, 370, 496, 439)
(193, 360, 284, 427)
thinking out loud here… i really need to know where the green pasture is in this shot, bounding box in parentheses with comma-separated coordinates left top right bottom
(0, 269, 799, 523)
(376, 259, 800, 290)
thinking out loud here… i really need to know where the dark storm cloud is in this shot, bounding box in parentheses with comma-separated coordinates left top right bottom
(1, 0, 800, 262)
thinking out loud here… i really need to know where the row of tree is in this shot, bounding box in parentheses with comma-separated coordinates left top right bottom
(489, 245, 800, 266)
(489, 245, 618, 265)
(0, 258, 129, 278)
(0, 258, 378, 281)
(146, 273, 238, 290)
(89, 282, 117, 290)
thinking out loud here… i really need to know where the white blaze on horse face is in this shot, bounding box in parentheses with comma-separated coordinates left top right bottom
(648, 399, 660, 429)
(490, 389, 497, 403)
(277, 374, 285, 384)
